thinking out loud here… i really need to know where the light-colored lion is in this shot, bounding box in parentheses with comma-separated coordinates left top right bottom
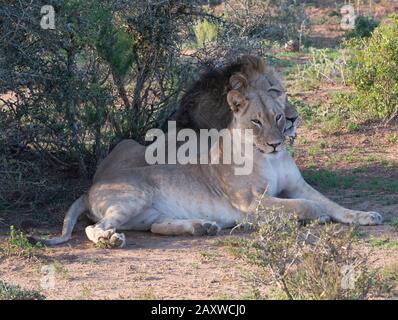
(36, 56, 382, 248)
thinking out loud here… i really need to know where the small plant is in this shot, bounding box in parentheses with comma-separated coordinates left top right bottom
(198, 250, 216, 262)
(389, 218, 398, 231)
(0, 225, 44, 259)
(52, 261, 71, 281)
(79, 285, 93, 300)
(293, 48, 350, 90)
(236, 203, 376, 300)
(241, 288, 263, 300)
(0, 281, 45, 300)
(386, 133, 398, 144)
(320, 114, 345, 136)
(372, 264, 398, 298)
(368, 238, 398, 249)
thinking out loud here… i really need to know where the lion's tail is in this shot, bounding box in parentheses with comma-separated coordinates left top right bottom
(35, 195, 87, 246)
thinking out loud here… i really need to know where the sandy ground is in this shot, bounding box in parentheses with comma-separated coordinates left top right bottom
(0, 229, 265, 300)
(1, 210, 398, 300)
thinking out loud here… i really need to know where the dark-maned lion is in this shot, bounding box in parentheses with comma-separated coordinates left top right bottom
(34, 56, 382, 248)
(94, 55, 298, 182)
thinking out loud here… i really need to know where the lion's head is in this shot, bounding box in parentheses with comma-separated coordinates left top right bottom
(171, 55, 299, 140)
(226, 72, 286, 154)
(250, 62, 299, 140)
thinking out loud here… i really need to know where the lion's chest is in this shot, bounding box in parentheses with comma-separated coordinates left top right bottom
(259, 150, 299, 197)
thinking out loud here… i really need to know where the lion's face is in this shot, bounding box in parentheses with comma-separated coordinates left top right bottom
(250, 68, 299, 140)
(227, 75, 285, 154)
(172, 54, 299, 142)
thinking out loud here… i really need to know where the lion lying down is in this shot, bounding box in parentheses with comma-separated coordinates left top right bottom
(35, 56, 383, 248)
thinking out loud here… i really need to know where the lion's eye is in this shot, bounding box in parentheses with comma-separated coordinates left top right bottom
(251, 119, 262, 127)
(276, 114, 282, 122)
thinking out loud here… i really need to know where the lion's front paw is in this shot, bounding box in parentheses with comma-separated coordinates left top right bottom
(97, 230, 126, 248)
(202, 222, 221, 236)
(191, 221, 220, 236)
(356, 211, 383, 226)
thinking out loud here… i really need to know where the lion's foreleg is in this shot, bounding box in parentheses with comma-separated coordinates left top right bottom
(286, 180, 383, 225)
(258, 197, 331, 223)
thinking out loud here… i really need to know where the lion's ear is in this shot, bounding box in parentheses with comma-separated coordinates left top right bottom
(227, 90, 246, 113)
(229, 73, 248, 90)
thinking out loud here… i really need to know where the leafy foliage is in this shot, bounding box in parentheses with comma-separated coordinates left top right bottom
(348, 16, 379, 39)
(339, 15, 398, 122)
(0, 226, 44, 258)
(194, 19, 218, 47)
(0, 281, 45, 300)
(0, 0, 201, 175)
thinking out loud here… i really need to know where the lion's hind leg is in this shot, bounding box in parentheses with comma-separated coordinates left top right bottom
(150, 218, 220, 236)
(85, 205, 137, 248)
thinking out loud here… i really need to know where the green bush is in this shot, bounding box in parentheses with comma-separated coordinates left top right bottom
(0, 281, 45, 300)
(0, 226, 44, 258)
(194, 19, 218, 47)
(0, 0, 206, 175)
(341, 15, 398, 122)
(348, 16, 379, 39)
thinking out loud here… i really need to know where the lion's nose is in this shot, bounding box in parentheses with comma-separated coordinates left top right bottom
(286, 116, 298, 123)
(267, 142, 281, 151)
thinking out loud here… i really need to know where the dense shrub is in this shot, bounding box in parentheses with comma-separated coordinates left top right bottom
(348, 15, 379, 39)
(339, 15, 398, 122)
(0, 0, 205, 175)
(225, 0, 309, 45)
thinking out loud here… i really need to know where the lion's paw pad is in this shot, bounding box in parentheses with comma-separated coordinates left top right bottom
(192, 222, 220, 236)
(203, 222, 220, 236)
(357, 211, 383, 225)
(97, 229, 126, 248)
(109, 233, 126, 248)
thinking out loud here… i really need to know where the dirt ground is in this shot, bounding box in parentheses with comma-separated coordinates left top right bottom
(1, 121, 397, 300)
(1, 0, 398, 300)
(0, 229, 261, 300)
